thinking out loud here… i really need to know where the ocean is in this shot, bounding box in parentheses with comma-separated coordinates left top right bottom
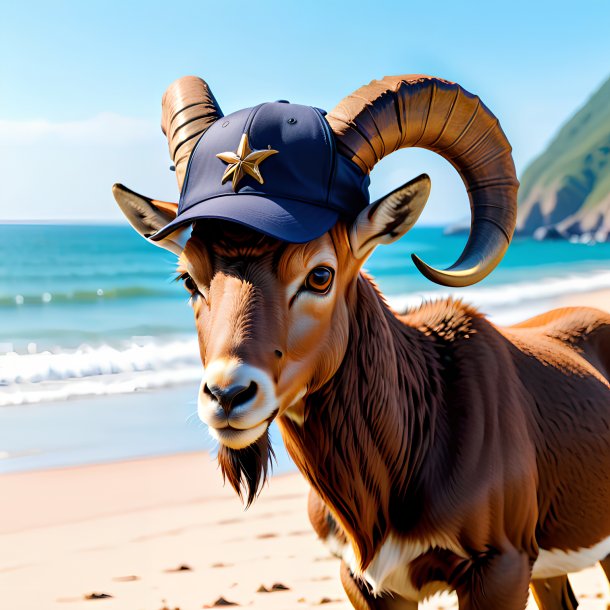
(1, 224, 609, 472)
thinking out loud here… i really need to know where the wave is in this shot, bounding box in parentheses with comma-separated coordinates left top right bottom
(0, 286, 177, 307)
(0, 367, 203, 407)
(0, 267, 174, 281)
(387, 269, 610, 319)
(0, 338, 202, 406)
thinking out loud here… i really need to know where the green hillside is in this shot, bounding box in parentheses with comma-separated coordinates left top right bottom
(517, 75, 610, 242)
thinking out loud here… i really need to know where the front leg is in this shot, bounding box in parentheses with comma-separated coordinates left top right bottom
(454, 548, 532, 610)
(340, 561, 417, 610)
(531, 576, 578, 610)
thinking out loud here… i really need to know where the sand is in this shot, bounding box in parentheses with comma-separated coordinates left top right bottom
(559, 288, 610, 312)
(0, 452, 608, 610)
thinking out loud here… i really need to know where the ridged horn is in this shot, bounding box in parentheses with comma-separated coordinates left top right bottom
(161, 76, 224, 190)
(327, 75, 518, 287)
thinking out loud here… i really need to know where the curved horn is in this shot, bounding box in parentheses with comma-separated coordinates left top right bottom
(327, 75, 518, 287)
(161, 76, 224, 190)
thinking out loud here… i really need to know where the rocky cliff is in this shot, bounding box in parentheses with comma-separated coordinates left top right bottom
(517, 75, 610, 242)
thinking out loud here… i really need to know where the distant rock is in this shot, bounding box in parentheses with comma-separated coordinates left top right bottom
(532, 226, 565, 241)
(517, 74, 610, 243)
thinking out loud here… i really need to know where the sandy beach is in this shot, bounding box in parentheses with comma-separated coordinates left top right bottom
(0, 451, 608, 610)
(560, 288, 610, 312)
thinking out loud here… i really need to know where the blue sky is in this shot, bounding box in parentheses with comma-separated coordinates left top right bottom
(1, 0, 609, 224)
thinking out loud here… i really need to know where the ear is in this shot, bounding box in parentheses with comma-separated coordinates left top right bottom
(349, 173, 431, 259)
(112, 183, 187, 255)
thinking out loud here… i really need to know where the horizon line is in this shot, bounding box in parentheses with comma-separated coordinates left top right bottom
(0, 219, 451, 228)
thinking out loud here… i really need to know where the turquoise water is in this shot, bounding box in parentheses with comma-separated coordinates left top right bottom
(0, 223, 609, 406)
(0, 224, 189, 350)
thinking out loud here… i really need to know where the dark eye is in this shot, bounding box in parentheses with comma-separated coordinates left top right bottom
(304, 266, 334, 294)
(182, 273, 199, 294)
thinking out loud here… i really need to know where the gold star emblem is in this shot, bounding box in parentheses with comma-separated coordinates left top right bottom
(216, 134, 279, 191)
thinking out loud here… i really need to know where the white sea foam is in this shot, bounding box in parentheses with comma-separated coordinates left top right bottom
(0, 338, 202, 406)
(0, 367, 203, 407)
(387, 269, 610, 325)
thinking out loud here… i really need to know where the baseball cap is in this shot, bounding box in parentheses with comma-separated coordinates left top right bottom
(150, 101, 370, 243)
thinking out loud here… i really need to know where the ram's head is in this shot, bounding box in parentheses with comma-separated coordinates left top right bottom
(114, 75, 517, 503)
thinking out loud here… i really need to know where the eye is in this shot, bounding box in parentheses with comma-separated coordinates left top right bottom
(304, 266, 334, 294)
(180, 273, 199, 295)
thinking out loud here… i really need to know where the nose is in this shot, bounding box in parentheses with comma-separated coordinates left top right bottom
(203, 381, 258, 413)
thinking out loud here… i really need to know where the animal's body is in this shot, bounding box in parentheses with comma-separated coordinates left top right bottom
(303, 293, 610, 608)
(114, 73, 610, 609)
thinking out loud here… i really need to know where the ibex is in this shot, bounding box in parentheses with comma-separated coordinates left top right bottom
(113, 74, 610, 610)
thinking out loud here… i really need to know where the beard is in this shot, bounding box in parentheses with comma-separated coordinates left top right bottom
(217, 428, 275, 507)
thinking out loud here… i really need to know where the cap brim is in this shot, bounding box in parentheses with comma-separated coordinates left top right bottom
(149, 194, 339, 244)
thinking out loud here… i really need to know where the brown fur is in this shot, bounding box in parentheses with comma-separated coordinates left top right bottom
(217, 429, 275, 507)
(281, 277, 610, 605)
(310, 489, 580, 609)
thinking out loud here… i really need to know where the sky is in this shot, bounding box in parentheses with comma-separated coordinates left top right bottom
(1, 0, 609, 225)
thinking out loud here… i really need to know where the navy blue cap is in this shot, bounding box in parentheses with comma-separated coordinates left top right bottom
(150, 101, 370, 243)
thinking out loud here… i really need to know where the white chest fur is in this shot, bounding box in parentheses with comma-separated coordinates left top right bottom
(324, 530, 610, 600)
(324, 530, 463, 600)
(532, 535, 610, 579)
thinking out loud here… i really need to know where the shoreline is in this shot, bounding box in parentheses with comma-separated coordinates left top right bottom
(0, 381, 295, 477)
(0, 383, 208, 475)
